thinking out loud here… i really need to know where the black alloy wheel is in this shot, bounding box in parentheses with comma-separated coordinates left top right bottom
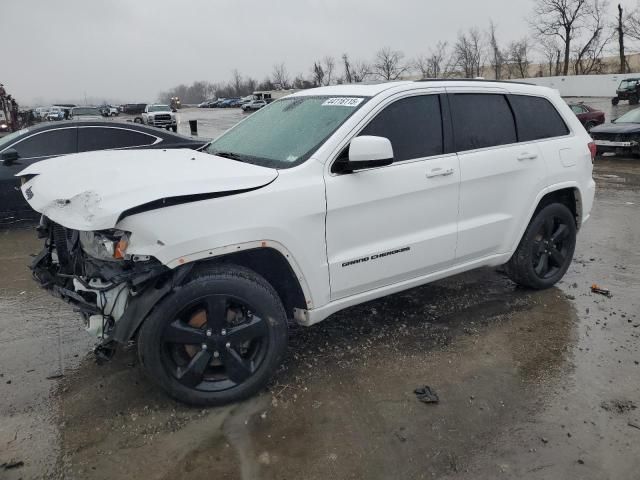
(506, 203, 577, 289)
(138, 265, 288, 405)
(163, 294, 269, 391)
(530, 215, 571, 280)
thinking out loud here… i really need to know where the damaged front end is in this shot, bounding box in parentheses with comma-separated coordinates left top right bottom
(31, 217, 187, 361)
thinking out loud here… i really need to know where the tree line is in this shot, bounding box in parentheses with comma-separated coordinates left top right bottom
(161, 1, 640, 103)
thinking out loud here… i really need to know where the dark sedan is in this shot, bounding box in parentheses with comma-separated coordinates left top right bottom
(0, 121, 207, 221)
(590, 108, 640, 156)
(569, 103, 605, 131)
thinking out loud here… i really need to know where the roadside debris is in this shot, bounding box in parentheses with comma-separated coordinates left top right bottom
(414, 386, 439, 404)
(1, 460, 24, 470)
(591, 284, 613, 298)
(601, 400, 637, 414)
(45, 373, 64, 380)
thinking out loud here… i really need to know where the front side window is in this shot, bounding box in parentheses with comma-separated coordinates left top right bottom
(359, 95, 443, 161)
(12, 128, 77, 158)
(509, 95, 569, 141)
(205, 95, 368, 168)
(450, 93, 517, 152)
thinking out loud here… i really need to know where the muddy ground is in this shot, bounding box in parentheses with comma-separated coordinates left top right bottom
(1, 108, 639, 479)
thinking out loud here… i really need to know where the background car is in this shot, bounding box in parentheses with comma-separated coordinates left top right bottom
(242, 99, 267, 111)
(0, 121, 208, 219)
(569, 103, 605, 130)
(99, 105, 119, 116)
(46, 107, 65, 121)
(219, 98, 240, 108)
(590, 107, 640, 156)
(70, 107, 103, 121)
(612, 78, 640, 105)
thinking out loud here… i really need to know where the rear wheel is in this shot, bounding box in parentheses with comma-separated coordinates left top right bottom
(505, 203, 577, 289)
(630, 95, 639, 105)
(138, 265, 288, 406)
(584, 120, 597, 131)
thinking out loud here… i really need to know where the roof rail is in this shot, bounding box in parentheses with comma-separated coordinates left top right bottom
(414, 78, 534, 86)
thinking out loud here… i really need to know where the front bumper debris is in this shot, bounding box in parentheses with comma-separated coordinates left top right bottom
(30, 217, 174, 358)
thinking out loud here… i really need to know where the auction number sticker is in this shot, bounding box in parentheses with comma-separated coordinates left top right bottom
(322, 97, 364, 107)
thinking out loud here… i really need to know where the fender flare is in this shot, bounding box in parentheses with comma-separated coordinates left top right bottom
(166, 239, 315, 309)
(507, 181, 583, 255)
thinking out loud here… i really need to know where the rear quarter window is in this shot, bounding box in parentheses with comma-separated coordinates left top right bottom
(509, 95, 569, 141)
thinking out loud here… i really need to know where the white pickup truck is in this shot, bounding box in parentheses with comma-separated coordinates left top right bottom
(142, 104, 177, 132)
(19, 80, 595, 406)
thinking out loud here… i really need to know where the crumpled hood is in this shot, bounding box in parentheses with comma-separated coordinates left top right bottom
(17, 149, 278, 230)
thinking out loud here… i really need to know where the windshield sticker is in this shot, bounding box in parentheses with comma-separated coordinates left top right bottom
(322, 97, 364, 107)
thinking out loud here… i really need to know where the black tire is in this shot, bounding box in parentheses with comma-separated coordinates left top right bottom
(505, 203, 577, 290)
(138, 264, 288, 406)
(171, 125, 177, 132)
(612, 97, 619, 106)
(631, 96, 639, 105)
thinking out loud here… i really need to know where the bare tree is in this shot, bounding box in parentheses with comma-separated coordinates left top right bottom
(572, 0, 611, 74)
(507, 38, 531, 78)
(322, 56, 335, 85)
(617, 3, 626, 73)
(312, 61, 325, 86)
(372, 47, 409, 81)
(530, 0, 593, 76)
(453, 28, 484, 78)
(488, 21, 506, 79)
(271, 63, 290, 89)
(538, 37, 563, 76)
(231, 69, 243, 96)
(351, 61, 371, 82)
(342, 54, 353, 83)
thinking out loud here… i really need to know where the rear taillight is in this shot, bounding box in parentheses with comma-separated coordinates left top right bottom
(588, 141, 596, 162)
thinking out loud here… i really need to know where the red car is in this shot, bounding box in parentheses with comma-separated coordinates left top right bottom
(569, 103, 605, 131)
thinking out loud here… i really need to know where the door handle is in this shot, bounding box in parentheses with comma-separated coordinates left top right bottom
(517, 152, 538, 161)
(426, 167, 455, 178)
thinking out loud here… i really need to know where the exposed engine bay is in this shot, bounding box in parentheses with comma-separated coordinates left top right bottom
(30, 216, 182, 361)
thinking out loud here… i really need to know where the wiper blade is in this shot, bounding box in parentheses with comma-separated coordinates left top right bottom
(211, 151, 247, 162)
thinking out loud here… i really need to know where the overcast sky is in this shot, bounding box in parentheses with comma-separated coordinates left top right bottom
(3, 0, 637, 105)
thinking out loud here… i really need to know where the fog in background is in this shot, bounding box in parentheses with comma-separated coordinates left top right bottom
(3, 0, 637, 106)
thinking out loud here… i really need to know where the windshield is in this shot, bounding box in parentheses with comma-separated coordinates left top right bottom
(613, 108, 640, 123)
(72, 108, 100, 115)
(149, 105, 170, 112)
(204, 95, 368, 168)
(619, 80, 638, 90)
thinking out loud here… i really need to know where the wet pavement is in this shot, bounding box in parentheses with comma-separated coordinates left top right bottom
(1, 108, 639, 479)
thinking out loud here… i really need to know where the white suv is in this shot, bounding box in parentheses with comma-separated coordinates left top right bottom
(19, 80, 596, 405)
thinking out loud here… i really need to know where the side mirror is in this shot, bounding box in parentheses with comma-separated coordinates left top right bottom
(347, 136, 394, 170)
(1, 148, 20, 166)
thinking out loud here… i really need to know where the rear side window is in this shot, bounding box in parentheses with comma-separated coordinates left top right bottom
(78, 127, 157, 152)
(359, 95, 443, 161)
(509, 95, 569, 141)
(12, 128, 77, 158)
(450, 94, 517, 151)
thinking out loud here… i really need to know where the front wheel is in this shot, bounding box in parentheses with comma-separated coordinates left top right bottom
(612, 97, 619, 106)
(505, 203, 577, 289)
(171, 125, 177, 132)
(138, 265, 288, 406)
